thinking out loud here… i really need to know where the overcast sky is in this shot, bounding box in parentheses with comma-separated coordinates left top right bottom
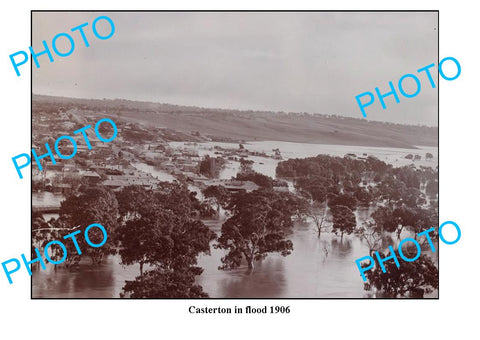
(32, 11, 438, 126)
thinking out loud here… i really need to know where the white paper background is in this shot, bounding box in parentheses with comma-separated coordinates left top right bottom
(0, 0, 476, 339)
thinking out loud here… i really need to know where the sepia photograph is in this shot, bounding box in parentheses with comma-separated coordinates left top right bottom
(31, 11, 438, 298)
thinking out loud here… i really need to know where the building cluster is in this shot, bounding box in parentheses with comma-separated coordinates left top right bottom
(32, 108, 277, 216)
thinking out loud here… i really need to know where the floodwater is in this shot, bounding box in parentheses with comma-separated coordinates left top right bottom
(196, 217, 369, 298)
(32, 206, 437, 298)
(33, 211, 371, 298)
(32, 192, 65, 207)
(131, 161, 203, 198)
(170, 141, 438, 174)
(131, 162, 176, 182)
(32, 192, 65, 220)
(32, 142, 438, 298)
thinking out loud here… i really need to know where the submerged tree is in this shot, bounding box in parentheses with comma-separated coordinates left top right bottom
(330, 205, 357, 239)
(116, 185, 154, 221)
(59, 187, 119, 264)
(355, 220, 383, 254)
(216, 189, 300, 270)
(199, 155, 226, 178)
(235, 171, 274, 189)
(116, 186, 215, 276)
(328, 193, 358, 211)
(372, 206, 397, 233)
(121, 267, 208, 298)
(363, 252, 438, 298)
(118, 210, 173, 276)
(202, 185, 231, 212)
(305, 200, 330, 237)
(115, 185, 215, 298)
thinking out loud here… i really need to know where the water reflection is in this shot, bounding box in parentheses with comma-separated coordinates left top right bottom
(194, 218, 369, 298)
(213, 259, 287, 298)
(32, 142, 438, 298)
(33, 216, 371, 298)
(33, 255, 138, 298)
(330, 238, 353, 258)
(32, 199, 437, 298)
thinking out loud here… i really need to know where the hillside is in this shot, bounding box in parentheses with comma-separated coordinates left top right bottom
(32, 95, 437, 149)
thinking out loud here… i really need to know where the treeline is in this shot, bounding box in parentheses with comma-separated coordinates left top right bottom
(276, 154, 439, 297)
(33, 179, 303, 298)
(33, 182, 216, 298)
(276, 154, 437, 209)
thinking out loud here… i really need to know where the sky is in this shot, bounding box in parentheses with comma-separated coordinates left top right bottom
(32, 11, 438, 126)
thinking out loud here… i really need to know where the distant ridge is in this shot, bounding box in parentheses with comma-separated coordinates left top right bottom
(33, 94, 437, 149)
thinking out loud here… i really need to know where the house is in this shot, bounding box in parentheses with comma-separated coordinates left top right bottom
(223, 180, 259, 192)
(52, 183, 72, 195)
(80, 170, 101, 185)
(273, 180, 289, 192)
(101, 179, 125, 191)
(101, 176, 158, 191)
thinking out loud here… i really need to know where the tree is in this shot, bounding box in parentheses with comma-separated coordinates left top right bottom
(363, 252, 438, 298)
(355, 220, 383, 254)
(402, 207, 438, 238)
(32, 213, 87, 269)
(372, 206, 398, 233)
(330, 205, 356, 239)
(117, 213, 214, 275)
(305, 200, 330, 237)
(295, 176, 334, 202)
(199, 155, 213, 177)
(32, 216, 60, 271)
(392, 206, 417, 239)
(121, 267, 208, 298)
(354, 187, 373, 207)
(115, 183, 215, 298)
(328, 192, 358, 211)
(216, 190, 300, 270)
(118, 210, 171, 275)
(116, 186, 215, 275)
(116, 185, 154, 221)
(375, 177, 406, 205)
(239, 158, 254, 174)
(199, 155, 226, 178)
(155, 182, 210, 218)
(202, 185, 231, 211)
(401, 187, 426, 208)
(426, 180, 438, 197)
(235, 171, 273, 189)
(59, 187, 119, 264)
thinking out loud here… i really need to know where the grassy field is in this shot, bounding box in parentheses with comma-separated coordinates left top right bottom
(33, 95, 437, 149)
